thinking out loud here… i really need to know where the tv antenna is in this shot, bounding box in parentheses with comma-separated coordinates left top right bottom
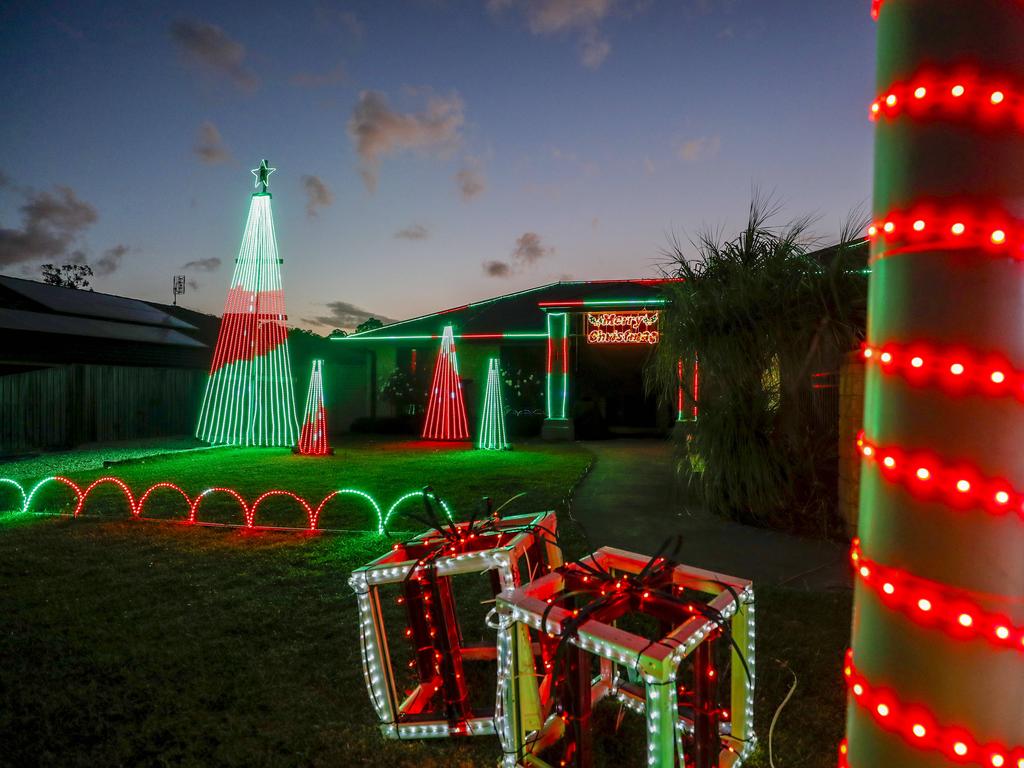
(172, 275, 185, 306)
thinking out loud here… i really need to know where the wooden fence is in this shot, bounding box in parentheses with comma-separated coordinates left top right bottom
(0, 365, 206, 453)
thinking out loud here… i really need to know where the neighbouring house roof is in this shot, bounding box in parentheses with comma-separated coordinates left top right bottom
(0, 307, 204, 347)
(332, 279, 678, 343)
(0, 275, 196, 330)
(0, 275, 210, 368)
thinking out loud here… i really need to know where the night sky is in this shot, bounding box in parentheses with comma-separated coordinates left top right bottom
(0, 1, 876, 332)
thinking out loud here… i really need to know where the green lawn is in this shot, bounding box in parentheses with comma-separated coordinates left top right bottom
(0, 438, 850, 768)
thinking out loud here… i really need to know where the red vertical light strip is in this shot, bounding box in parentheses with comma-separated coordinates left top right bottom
(692, 355, 700, 419)
(677, 358, 684, 420)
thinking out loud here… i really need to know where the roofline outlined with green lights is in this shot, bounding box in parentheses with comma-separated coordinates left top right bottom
(333, 331, 548, 342)
(329, 278, 679, 342)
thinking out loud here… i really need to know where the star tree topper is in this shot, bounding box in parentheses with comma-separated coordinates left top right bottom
(252, 159, 276, 193)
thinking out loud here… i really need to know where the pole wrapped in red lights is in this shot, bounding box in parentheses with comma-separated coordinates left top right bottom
(349, 509, 562, 740)
(866, 208, 1024, 263)
(847, 1, 1024, 765)
(869, 72, 1020, 126)
(855, 432, 1024, 519)
(422, 325, 470, 441)
(844, 651, 1023, 768)
(861, 343, 1023, 399)
(850, 540, 1024, 653)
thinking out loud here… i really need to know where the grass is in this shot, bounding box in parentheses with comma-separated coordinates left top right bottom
(2, 437, 591, 532)
(0, 437, 851, 768)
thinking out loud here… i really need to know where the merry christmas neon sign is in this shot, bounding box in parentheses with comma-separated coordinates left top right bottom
(585, 311, 660, 344)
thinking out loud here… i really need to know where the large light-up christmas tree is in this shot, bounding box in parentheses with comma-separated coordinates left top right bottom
(196, 160, 299, 446)
(422, 325, 469, 440)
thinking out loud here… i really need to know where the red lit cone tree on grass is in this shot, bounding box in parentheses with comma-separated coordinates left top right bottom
(843, 3, 1024, 767)
(422, 325, 469, 440)
(296, 359, 330, 455)
(196, 160, 298, 446)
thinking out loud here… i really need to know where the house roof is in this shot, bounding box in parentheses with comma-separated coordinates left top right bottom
(332, 238, 870, 345)
(0, 275, 196, 331)
(0, 275, 210, 367)
(332, 279, 678, 343)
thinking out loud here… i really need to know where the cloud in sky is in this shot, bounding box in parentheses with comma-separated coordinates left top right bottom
(301, 175, 334, 217)
(489, 0, 615, 69)
(483, 231, 554, 278)
(315, 4, 365, 39)
(455, 160, 486, 201)
(170, 19, 258, 91)
(0, 183, 98, 267)
(676, 135, 721, 162)
(194, 121, 231, 164)
(92, 244, 129, 276)
(513, 231, 553, 263)
(482, 260, 511, 277)
(347, 89, 464, 192)
(182, 257, 221, 271)
(303, 300, 394, 331)
(395, 224, 429, 240)
(580, 28, 611, 68)
(290, 63, 348, 88)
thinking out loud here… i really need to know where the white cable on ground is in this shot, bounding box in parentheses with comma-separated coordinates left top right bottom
(769, 660, 798, 768)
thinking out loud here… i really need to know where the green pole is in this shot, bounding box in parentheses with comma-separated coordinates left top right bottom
(847, 2, 1024, 766)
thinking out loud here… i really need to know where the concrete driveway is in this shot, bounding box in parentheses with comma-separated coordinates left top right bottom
(570, 439, 851, 590)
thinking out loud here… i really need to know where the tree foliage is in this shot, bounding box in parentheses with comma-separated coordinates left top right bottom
(40, 263, 93, 289)
(356, 317, 384, 334)
(648, 197, 868, 537)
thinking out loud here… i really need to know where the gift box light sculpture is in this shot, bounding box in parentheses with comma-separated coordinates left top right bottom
(495, 547, 755, 768)
(349, 508, 561, 739)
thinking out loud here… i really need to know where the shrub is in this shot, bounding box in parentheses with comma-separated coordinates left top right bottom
(648, 197, 867, 538)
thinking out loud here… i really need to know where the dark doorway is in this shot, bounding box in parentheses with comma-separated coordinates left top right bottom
(574, 342, 663, 437)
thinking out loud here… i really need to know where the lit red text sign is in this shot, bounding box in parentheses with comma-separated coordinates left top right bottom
(585, 311, 660, 345)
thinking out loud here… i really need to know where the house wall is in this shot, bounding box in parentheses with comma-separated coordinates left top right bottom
(322, 357, 372, 433)
(455, 343, 500, 424)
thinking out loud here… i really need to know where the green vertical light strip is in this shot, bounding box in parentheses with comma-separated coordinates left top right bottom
(560, 311, 569, 420)
(196, 176, 298, 447)
(545, 312, 570, 420)
(478, 358, 510, 450)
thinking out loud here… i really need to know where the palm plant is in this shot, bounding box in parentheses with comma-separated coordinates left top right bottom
(648, 196, 868, 537)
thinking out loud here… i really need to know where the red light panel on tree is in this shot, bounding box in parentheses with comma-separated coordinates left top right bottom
(421, 325, 469, 441)
(296, 359, 330, 455)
